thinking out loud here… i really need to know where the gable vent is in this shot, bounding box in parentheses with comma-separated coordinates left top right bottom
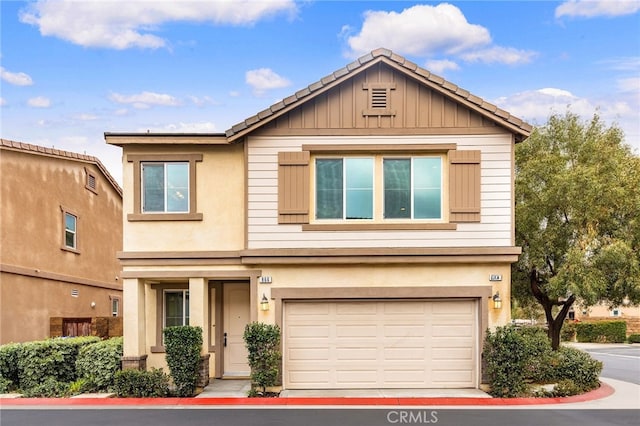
(371, 88, 387, 109)
(88, 174, 96, 190)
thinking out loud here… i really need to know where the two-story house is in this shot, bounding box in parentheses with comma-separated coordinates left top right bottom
(106, 48, 531, 390)
(0, 139, 123, 344)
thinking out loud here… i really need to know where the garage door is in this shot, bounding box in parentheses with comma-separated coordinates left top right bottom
(284, 300, 477, 389)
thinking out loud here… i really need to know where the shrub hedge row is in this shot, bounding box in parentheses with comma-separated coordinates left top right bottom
(0, 337, 122, 396)
(575, 321, 627, 343)
(484, 326, 602, 398)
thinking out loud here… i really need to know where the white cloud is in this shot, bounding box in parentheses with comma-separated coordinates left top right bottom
(245, 68, 291, 95)
(19, 0, 297, 50)
(188, 95, 219, 107)
(347, 4, 491, 58)
(495, 88, 639, 153)
(556, 0, 640, 18)
(345, 3, 536, 67)
(0, 66, 34, 86)
(109, 91, 181, 108)
(141, 121, 218, 133)
(28, 96, 51, 108)
(73, 113, 99, 121)
(0, 97, 6, 106)
(460, 46, 538, 65)
(425, 59, 460, 74)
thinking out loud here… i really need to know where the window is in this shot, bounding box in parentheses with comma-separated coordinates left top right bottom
(384, 157, 442, 219)
(164, 290, 189, 328)
(61, 207, 80, 253)
(142, 162, 189, 213)
(316, 158, 373, 220)
(65, 213, 77, 248)
(127, 154, 203, 221)
(111, 297, 120, 317)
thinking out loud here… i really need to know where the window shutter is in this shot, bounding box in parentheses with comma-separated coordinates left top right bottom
(449, 150, 481, 223)
(278, 151, 310, 224)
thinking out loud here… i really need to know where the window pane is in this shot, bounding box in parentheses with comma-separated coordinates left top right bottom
(345, 158, 373, 219)
(414, 158, 442, 219)
(384, 159, 411, 218)
(65, 213, 76, 232)
(64, 213, 76, 248)
(142, 164, 165, 212)
(316, 159, 343, 219)
(165, 291, 185, 327)
(166, 163, 189, 212)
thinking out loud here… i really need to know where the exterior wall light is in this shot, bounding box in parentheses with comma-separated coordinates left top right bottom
(260, 294, 270, 311)
(492, 292, 502, 310)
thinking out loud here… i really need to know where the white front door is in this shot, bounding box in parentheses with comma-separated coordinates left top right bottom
(223, 282, 250, 377)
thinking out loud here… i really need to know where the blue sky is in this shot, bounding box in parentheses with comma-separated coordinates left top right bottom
(1, 0, 639, 184)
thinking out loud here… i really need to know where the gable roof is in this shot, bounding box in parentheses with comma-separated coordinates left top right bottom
(226, 48, 532, 143)
(0, 138, 122, 197)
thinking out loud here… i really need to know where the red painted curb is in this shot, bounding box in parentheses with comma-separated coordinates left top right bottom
(0, 382, 614, 407)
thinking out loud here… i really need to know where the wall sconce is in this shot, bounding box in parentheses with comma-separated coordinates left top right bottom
(90, 301, 96, 309)
(492, 292, 502, 310)
(260, 294, 270, 311)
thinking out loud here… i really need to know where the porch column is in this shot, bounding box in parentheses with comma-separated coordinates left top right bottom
(189, 277, 209, 354)
(122, 278, 147, 370)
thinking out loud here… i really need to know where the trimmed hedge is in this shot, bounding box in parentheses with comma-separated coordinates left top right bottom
(0, 343, 22, 392)
(628, 334, 640, 344)
(163, 326, 202, 397)
(243, 322, 281, 395)
(76, 337, 123, 391)
(17, 336, 100, 391)
(576, 321, 626, 343)
(113, 368, 169, 398)
(484, 326, 602, 398)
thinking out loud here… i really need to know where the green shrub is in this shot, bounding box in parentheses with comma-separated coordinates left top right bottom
(552, 379, 582, 397)
(113, 368, 169, 398)
(0, 343, 22, 391)
(244, 322, 281, 395)
(561, 321, 577, 342)
(628, 334, 640, 343)
(483, 326, 529, 397)
(554, 346, 602, 391)
(17, 336, 99, 391)
(76, 337, 123, 391)
(21, 377, 70, 398)
(576, 321, 626, 343)
(518, 327, 555, 383)
(163, 326, 202, 397)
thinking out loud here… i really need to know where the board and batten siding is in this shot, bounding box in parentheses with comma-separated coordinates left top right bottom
(247, 135, 513, 249)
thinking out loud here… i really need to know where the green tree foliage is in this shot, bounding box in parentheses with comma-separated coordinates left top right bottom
(243, 322, 281, 395)
(514, 111, 640, 349)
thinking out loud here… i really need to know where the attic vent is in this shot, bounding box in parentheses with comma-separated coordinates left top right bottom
(88, 174, 96, 190)
(71, 289, 79, 297)
(371, 88, 387, 109)
(362, 82, 396, 117)
(85, 168, 98, 194)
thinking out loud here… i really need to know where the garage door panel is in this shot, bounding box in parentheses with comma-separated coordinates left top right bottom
(285, 300, 477, 389)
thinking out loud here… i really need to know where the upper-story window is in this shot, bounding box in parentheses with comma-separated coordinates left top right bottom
(383, 157, 442, 220)
(64, 212, 77, 249)
(277, 145, 480, 230)
(142, 162, 189, 213)
(126, 154, 203, 221)
(316, 158, 374, 220)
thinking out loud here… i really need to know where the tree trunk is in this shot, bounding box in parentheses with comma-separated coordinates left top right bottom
(530, 268, 576, 350)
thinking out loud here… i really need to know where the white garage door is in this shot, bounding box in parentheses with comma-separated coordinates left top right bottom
(284, 300, 477, 389)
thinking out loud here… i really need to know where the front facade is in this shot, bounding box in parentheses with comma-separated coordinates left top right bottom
(107, 49, 531, 389)
(0, 139, 123, 344)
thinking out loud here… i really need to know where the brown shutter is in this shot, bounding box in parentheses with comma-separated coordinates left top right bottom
(278, 151, 310, 224)
(449, 150, 481, 223)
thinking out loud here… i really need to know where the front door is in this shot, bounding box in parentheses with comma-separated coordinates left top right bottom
(223, 282, 250, 377)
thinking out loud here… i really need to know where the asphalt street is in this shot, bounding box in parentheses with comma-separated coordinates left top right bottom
(584, 346, 640, 385)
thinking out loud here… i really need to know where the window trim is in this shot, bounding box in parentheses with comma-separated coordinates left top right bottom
(110, 295, 121, 317)
(127, 154, 203, 221)
(60, 206, 80, 254)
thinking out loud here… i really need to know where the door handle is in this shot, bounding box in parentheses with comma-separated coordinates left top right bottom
(223, 332, 227, 347)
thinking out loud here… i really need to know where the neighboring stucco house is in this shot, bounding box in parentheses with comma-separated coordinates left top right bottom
(0, 139, 123, 344)
(106, 48, 531, 390)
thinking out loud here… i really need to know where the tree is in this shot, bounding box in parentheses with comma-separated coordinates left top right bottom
(513, 112, 640, 350)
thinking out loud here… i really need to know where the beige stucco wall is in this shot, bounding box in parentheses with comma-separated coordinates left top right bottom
(121, 143, 245, 252)
(125, 262, 511, 375)
(0, 148, 122, 343)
